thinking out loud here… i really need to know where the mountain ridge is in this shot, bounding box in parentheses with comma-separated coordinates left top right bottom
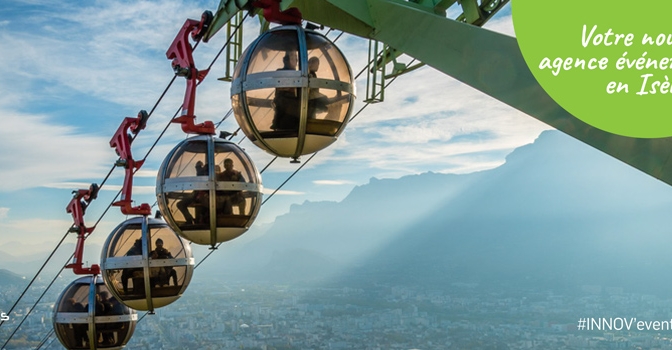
(197, 130, 672, 295)
(5, 130, 672, 296)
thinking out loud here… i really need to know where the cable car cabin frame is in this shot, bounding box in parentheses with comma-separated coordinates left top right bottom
(53, 275, 137, 350)
(231, 25, 355, 160)
(156, 135, 263, 247)
(100, 216, 194, 312)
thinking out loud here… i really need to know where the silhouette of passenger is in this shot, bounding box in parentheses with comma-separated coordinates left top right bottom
(102, 296, 126, 346)
(96, 291, 113, 315)
(64, 297, 89, 346)
(150, 238, 178, 287)
(307, 56, 328, 119)
(125, 239, 142, 256)
(194, 160, 208, 176)
(63, 296, 87, 346)
(216, 158, 246, 216)
(272, 51, 301, 130)
(121, 239, 143, 294)
(65, 297, 86, 312)
(96, 292, 115, 346)
(151, 238, 173, 259)
(308, 56, 319, 79)
(177, 161, 210, 225)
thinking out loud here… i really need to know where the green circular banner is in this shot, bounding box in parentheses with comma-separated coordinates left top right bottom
(512, 1, 672, 138)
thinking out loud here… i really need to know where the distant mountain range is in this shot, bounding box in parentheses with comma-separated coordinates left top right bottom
(0, 269, 24, 287)
(197, 130, 672, 295)
(0, 242, 102, 279)
(5, 130, 672, 296)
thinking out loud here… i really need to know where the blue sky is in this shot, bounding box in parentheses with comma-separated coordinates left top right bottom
(0, 0, 550, 254)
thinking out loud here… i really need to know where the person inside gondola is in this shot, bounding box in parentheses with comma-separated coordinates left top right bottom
(272, 51, 301, 130)
(65, 297, 86, 312)
(121, 239, 143, 294)
(102, 296, 126, 346)
(96, 291, 113, 314)
(307, 56, 328, 119)
(96, 292, 115, 346)
(216, 158, 246, 216)
(176, 161, 210, 225)
(65, 298, 88, 347)
(125, 239, 142, 256)
(150, 238, 178, 287)
(108, 296, 125, 315)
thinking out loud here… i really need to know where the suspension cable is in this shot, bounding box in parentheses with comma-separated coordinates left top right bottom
(0, 40, 183, 327)
(4, 10, 250, 349)
(160, 34, 406, 303)
(0, 162, 119, 330)
(32, 24, 405, 349)
(2, 185, 125, 349)
(34, 328, 54, 350)
(155, 78, 395, 323)
(1, 263, 67, 349)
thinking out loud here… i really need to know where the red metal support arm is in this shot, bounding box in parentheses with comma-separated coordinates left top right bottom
(166, 11, 216, 135)
(65, 184, 100, 275)
(109, 110, 152, 216)
(250, 0, 302, 25)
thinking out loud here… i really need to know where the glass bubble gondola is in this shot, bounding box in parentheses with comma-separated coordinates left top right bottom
(231, 25, 355, 160)
(156, 135, 262, 247)
(53, 275, 137, 350)
(100, 216, 194, 312)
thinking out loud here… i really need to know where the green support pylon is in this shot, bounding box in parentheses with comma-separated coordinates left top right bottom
(220, 11, 245, 82)
(365, 39, 387, 103)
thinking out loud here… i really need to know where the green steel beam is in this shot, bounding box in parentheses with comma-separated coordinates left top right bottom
(408, 0, 458, 16)
(460, 0, 482, 24)
(291, 0, 672, 186)
(210, 0, 672, 186)
(434, 0, 459, 15)
(206, 0, 252, 41)
(284, 0, 374, 37)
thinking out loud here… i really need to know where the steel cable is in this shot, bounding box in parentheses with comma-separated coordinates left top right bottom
(32, 24, 406, 350)
(7, 10, 249, 350)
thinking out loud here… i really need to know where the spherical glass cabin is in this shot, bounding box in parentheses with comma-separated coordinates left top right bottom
(53, 275, 136, 350)
(231, 25, 355, 160)
(100, 216, 194, 312)
(156, 135, 263, 247)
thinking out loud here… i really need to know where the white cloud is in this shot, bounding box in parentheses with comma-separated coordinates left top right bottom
(0, 1, 208, 192)
(0, 113, 113, 191)
(94, 184, 157, 195)
(0, 1, 205, 108)
(135, 169, 159, 178)
(41, 182, 155, 194)
(0, 1, 231, 192)
(0, 218, 79, 250)
(122, 184, 157, 195)
(225, 19, 549, 180)
(313, 180, 356, 186)
(0, 207, 8, 219)
(484, 13, 516, 37)
(262, 188, 305, 196)
(226, 12, 546, 179)
(0, 217, 122, 252)
(0, 2, 548, 218)
(42, 182, 99, 190)
(307, 58, 551, 176)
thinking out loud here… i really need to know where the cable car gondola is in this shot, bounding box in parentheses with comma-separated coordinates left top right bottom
(100, 216, 194, 312)
(53, 275, 136, 350)
(231, 25, 356, 162)
(156, 135, 263, 248)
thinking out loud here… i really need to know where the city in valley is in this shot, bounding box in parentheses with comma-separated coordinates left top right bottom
(4, 276, 672, 350)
